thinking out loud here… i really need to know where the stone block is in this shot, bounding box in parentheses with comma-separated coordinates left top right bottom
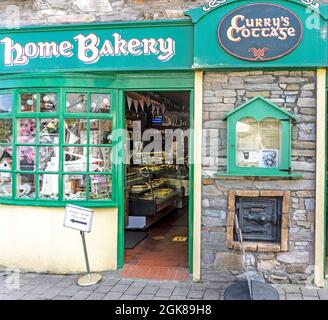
(213, 252, 243, 272)
(277, 251, 309, 264)
(283, 191, 291, 214)
(233, 241, 258, 251)
(257, 243, 281, 252)
(226, 211, 234, 227)
(297, 98, 316, 107)
(260, 190, 284, 197)
(281, 214, 289, 229)
(235, 190, 259, 197)
(281, 229, 289, 252)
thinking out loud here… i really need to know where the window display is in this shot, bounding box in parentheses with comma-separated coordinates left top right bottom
(0, 119, 12, 143)
(40, 93, 57, 113)
(0, 93, 12, 113)
(40, 119, 59, 144)
(20, 93, 37, 112)
(0, 89, 114, 204)
(236, 117, 281, 168)
(91, 94, 110, 113)
(17, 119, 36, 144)
(66, 93, 87, 113)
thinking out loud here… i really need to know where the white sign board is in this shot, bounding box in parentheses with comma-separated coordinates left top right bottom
(64, 204, 94, 233)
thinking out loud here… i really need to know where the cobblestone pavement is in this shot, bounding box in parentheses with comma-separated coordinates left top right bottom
(0, 271, 327, 300)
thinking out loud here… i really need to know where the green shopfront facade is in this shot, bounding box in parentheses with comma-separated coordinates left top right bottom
(0, 0, 327, 286)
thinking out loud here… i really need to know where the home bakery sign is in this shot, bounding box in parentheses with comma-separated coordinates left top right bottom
(217, 3, 303, 61)
(0, 23, 194, 72)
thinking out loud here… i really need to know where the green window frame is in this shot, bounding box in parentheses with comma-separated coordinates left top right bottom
(216, 96, 302, 178)
(0, 88, 118, 207)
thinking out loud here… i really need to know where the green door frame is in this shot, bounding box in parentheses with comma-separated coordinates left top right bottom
(117, 86, 195, 273)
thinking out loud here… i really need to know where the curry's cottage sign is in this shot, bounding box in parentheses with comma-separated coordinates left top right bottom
(218, 3, 303, 61)
(0, 33, 176, 67)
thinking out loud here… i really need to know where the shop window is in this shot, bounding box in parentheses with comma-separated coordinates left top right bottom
(0, 89, 114, 205)
(218, 96, 300, 177)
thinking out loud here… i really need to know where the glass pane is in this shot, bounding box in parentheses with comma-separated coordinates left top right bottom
(39, 147, 59, 171)
(236, 118, 259, 167)
(66, 93, 87, 113)
(40, 93, 57, 113)
(259, 118, 280, 168)
(20, 93, 37, 112)
(64, 119, 87, 144)
(0, 93, 13, 113)
(17, 119, 36, 144)
(90, 94, 110, 113)
(64, 147, 87, 172)
(39, 174, 58, 199)
(89, 147, 112, 172)
(0, 119, 12, 143)
(0, 147, 12, 171)
(0, 173, 11, 197)
(89, 119, 112, 144)
(17, 174, 36, 199)
(17, 146, 36, 171)
(40, 119, 59, 144)
(64, 175, 86, 200)
(89, 175, 112, 200)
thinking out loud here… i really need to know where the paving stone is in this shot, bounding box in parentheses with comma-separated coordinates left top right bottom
(30, 283, 56, 295)
(70, 290, 91, 300)
(94, 285, 114, 294)
(170, 295, 186, 300)
(124, 286, 143, 295)
(160, 282, 177, 289)
(0, 293, 9, 299)
(188, 290, 205, 299)
(203, 289, 220, 300)
(191, 284, 207, 291)
(153, 297, 169, 300)
(300, 287, 318, 297)
(103, 292, 122, 300)
(117, 279, 134, 286)
(141, 286, 160, 295)
(102, 278, 120, 286)
(136, 294, 154, 300)
(286, 294, 302, 300)
(58, 286, 81, 297)
(4, 290, 29, 300)
(175, 283, 192, 289)
(119, 294, 137, 300)
(52, 295, 70, 300)
(20, 293, 40, 300)
(155, 288, 174, 298)
(172, 288, 189, 296)
(86, 293, 106, 300)
(303, 296, 319, 300)
(318, 289, 328, 300)
(130, 280, 147, 288)
(40, 286, 66, 300)
(111, 284, 130, 293)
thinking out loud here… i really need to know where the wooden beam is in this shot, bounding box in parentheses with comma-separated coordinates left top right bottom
(315, 68, 326, 287)
(193, 70, 203, 282)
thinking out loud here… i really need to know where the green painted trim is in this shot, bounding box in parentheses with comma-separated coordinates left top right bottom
(223, 96, 297, 121)
(189, 90, 195, 274)
(214, 172, 303, 178)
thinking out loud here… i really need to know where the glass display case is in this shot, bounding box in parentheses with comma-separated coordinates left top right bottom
(126, 164, 187, 230)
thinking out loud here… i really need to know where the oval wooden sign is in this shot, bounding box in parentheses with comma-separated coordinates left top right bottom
(217, 3, 303, 62)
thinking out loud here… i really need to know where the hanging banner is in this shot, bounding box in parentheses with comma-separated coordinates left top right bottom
(217, 3, 303, 62)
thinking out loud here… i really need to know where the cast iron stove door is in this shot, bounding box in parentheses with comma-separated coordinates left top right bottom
(235, 197, 281, 242)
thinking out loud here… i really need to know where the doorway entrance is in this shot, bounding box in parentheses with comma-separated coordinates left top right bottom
(121, 90, 192, 281)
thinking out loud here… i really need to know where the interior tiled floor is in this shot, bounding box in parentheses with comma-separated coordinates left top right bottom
(121, 207, 189, 281)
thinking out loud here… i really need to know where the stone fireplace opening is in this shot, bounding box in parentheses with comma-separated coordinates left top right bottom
(227, 190, 289, 252)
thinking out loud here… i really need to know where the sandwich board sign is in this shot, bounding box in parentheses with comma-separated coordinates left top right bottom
(64, 204, 94, 233)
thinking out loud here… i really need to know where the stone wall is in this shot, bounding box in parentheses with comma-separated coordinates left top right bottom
(202, 70, 317, 284)
(2, 0, 327, 27)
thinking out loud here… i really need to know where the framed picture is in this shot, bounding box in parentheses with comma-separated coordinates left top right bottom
(260, 149, 279, 168)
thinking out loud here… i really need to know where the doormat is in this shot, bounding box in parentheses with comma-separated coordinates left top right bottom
(172, 236, 188, 242)
(125, 231, 148, 249)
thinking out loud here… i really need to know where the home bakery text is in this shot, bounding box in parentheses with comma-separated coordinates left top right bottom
(0, 33, 176, 66)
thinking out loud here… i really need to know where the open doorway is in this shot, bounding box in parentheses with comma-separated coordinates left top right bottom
(122, 91, 191, 281)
